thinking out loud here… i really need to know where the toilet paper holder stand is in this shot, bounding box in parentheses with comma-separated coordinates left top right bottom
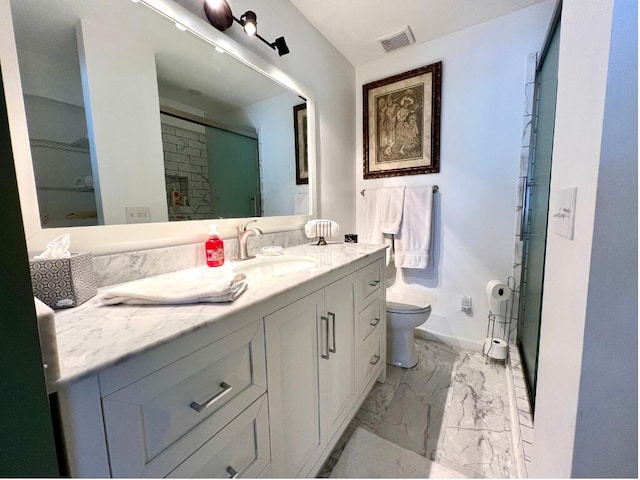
(483, 276, 518, 363)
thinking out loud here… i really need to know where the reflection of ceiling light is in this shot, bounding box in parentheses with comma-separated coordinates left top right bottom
(214, 45, 225, 54)
(203, 0, 290, 56)
(188, 89, 202, 96)
(174, 22, 187, 31)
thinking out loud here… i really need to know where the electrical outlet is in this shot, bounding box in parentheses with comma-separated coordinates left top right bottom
(125, 207, 151, 224)
(461, 295, 472, 312)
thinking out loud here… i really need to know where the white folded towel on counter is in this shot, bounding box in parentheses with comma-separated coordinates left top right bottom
(304, 219, 340, 239)
(100, 268, 247, 305)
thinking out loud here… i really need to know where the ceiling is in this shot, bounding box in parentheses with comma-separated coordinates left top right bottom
(289, 0, 549, 66)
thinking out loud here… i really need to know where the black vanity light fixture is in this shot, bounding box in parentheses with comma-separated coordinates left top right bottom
(203, 0, 290, 56)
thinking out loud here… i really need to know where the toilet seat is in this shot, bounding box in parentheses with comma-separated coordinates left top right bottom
(386, 300, 431, 314)
(386, 290, 431, 314)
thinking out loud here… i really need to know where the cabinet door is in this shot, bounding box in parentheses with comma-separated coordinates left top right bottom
(265, 291, 324, 477)
(323, 276, 355, 441)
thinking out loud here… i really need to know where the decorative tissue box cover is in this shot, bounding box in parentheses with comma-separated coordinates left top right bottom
(29, 252, 97, 309)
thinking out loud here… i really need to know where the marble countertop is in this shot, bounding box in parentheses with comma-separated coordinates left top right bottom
(51, 243, 385, 391)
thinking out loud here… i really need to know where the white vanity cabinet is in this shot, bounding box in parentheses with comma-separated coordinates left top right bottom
(265, 259, 385, 478)
(55, 247, 386, 478)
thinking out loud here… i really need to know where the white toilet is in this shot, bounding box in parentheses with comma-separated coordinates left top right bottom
(386, 267, 432, 368)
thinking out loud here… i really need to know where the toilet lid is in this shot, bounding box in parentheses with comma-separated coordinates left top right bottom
(386, 290, 431, 314)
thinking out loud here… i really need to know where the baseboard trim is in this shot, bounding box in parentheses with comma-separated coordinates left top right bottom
(414, 327, 483, 352)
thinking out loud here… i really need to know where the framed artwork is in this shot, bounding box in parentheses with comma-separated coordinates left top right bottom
(363, 61, 442, 179)
(293, 103, 308, 185)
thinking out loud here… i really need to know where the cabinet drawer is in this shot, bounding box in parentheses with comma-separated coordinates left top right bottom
(358, 297, 383, 342)
(102, 320, 266, 477)
(356, 260, 383, 310)
(356, 326, 384, 391)
(168, 395, 270, 478)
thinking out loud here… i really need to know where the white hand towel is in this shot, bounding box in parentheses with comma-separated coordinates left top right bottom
(364, 187, 405, 266)
(100, 268, 247, 305)
(304, 219, 339, 239)
(394, 186, 434, 269)
(364, 187, 405, 240)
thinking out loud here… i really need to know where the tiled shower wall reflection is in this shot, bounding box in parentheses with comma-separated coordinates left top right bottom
(161, 122, 214, 221)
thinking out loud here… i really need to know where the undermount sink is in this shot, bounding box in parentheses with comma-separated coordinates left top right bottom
(232, 255, 319, 277)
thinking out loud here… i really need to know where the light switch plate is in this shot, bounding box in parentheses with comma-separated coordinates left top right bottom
(553, 187, 577, 240)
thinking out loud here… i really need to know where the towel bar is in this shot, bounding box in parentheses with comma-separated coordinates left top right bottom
(360, 185, 439, 197)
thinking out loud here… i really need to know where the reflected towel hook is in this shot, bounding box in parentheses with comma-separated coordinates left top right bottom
(360, 185, 439, 197)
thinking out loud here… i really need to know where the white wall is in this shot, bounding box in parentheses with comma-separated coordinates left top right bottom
(175, 0, 356, 232)
(232, 92, 309, 216)
(355, 2, 555, 346)
(77, 19, 168, 225)
(13, 44, 83, 108)
(533, 0, 638, 477)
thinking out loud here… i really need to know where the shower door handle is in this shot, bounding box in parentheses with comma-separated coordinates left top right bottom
(519, 176, 528, 241)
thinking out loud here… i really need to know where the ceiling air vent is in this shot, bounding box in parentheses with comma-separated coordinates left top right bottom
(376, 25, 415, 53)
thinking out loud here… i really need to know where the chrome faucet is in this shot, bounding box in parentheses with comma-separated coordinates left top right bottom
(236, 219, 263, 260)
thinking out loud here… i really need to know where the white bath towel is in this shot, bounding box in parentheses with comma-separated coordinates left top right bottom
(100, 268, 247, 305)
(304, 219, 339, 239)
(395, 186, 434, 269)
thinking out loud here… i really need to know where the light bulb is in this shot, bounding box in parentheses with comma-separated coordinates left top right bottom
(243, 22, 256, 36)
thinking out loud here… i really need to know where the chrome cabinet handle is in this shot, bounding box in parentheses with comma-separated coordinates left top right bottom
(226, 466, 239, 478)
(190, 382, 233, 412)
(328, 312, 337, 353)
(369, 317, 381, 327)
(320, 316, 330, 359)
(370, 354, 381, 365)
(369, 279, 380, 287)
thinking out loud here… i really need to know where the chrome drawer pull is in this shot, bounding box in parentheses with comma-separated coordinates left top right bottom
(368, 279, 380, 287)
(190, 382, 233, 412)
(369, 317, 381, 327)
(320, 316, 330, 359)
(328, 312, 337, 353)
(226, 466, 239, 478)
(370, 354, 381, 365)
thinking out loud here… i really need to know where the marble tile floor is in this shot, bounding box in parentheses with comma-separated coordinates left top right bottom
(318, 338, 515, 478)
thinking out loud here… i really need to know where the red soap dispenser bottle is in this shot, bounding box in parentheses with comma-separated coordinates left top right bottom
(205, 224, 224, 267)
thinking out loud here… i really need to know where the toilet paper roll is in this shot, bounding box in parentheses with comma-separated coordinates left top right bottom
(485, 280, 511, 313)
(483, 337, 508, 360)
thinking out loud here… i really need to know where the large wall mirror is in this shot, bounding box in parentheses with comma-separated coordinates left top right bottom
(2, 0, 316, 253)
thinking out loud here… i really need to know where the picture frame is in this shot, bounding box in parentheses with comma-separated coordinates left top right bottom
(363, 61, 442, 179)
(293, 103, 308, 185)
